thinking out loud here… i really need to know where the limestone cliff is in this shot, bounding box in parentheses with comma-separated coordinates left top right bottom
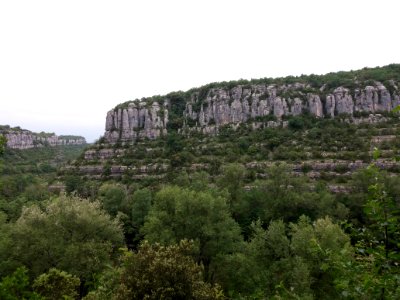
(183, 84, 399, 133)
(0, 126, 86, 149)
(103, 65, 400, 143)
(104, 101, 168, 143)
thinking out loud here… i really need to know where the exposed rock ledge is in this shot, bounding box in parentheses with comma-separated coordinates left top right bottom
(0, 126, 86, 150)
(104, 82, 400, 143)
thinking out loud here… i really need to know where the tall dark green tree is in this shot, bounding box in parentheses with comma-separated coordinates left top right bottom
(98, 183, 128, 217)
(141, 186, 243, 277)
(336, 164, 400, 299)
(214, 216, 353, 299)
(0, 135, 6, 155)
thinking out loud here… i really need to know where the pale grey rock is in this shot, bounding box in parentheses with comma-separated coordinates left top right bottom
(267, 121, 280, 128)
(252, 122, 263, 130)
(376, 84, 392, 112)
(290, 98, 303, 116)
(231, 98, 243, 123)
(258, 100, 270, 116)
(250, 96, 259, 118)
(231, 86, 242, 102)
(104, 100, 169, 143)
(334, 87, 354, 115)
(242, 98, 250, 121)
(199, 105, 206, 126)
(102, 81, 400, 143)
(325, 95, 335, 117)
(392, 93, 400, 109)
(2, 129, 86, 150)
(105, 111, 114, 131)
(127, 107, 139, 129)
(307, 94, 323, 117)
(273, 97, 285, 118)
(84, 149, 115, 160)
(121, 109, 131, 140)
(354, 86, 374, 113)
(266, 85, 277, 98)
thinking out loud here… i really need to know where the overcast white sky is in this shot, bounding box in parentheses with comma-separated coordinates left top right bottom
(1, 0, 399, 142)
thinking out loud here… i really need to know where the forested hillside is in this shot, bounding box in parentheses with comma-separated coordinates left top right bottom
(0, 127, 87, 224)
(1, 66, 400, 299)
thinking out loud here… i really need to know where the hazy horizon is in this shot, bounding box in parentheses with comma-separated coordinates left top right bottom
(1, 0, 399, 143)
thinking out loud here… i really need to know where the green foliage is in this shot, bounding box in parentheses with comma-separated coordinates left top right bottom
(112, 64, 400, 115)
(64, 175, 83, 195)
(2, 145, 86, 176)
(251, 164, 348, 224)
(165, 92, 188, 131)
(98, 183, 127, 216)
(165, 131, 184, 154)
(288, 115, 314, 130)
(214, 216, 352, 299)
(141, 186, 243, 272)
(33, 268, 80, 300)
(0, 174, 35, 199)
(336, 164, 400, 299)
(131, 188, 152, 229)
(216, 216, 352, 299)
(0, 267, 42, 300)
(123, 187, 153, 248)
(3, 64, 400, 299)
(0, 134, 6, 156)
(217, 163, 246, 205)
(0, 174, 53, 222)
(85, 240, 224, 300)
(2, 195, 124, 284)
(290, 216, 353, 298)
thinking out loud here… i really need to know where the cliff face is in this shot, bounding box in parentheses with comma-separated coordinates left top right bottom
(69, 65, 400, 186)
(185, 83, 399, 130)
(0, 126, 86, 149)
(104, 81, 400, 143)
(104, 101, 168, 143)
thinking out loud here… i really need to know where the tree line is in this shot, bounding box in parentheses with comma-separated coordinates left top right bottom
(0, 158, 399, 299)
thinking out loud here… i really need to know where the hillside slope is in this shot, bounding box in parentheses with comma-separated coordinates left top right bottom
(0, 125, 87, 176)
(103, 64, 400, 143)
(68, 64, 400, 187)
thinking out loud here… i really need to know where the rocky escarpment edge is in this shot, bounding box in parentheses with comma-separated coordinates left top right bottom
(0, 125, 86, 150)
(104, 82, 400, 143)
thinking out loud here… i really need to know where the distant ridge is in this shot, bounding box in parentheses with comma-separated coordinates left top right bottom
(0, 125, 86, 150)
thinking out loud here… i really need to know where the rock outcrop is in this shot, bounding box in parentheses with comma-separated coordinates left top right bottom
(184, 84, 398, 131)
(0, 126, 86, 149)
(104, 101, 168, 143)
(103, 80, 399, 143)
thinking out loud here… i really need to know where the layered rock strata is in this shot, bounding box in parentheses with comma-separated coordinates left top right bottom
(1, 127, 86, 149)
(104, 82, 400, 143)
(104, 101, 168, 143)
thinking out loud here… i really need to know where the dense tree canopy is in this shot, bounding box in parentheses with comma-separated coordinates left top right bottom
(1, 195, 124, 284)
(141, 186, 243, 273)
(214, 216, 353, 299)
(85, 240, 223, 300)
(2, 96, 400, 298)
(32, 268, 80, 300)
